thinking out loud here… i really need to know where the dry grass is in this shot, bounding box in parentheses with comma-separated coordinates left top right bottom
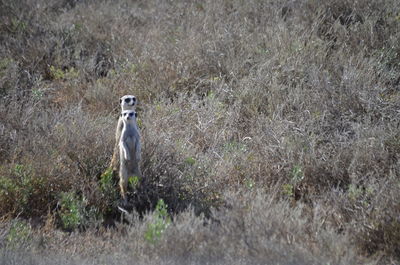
(0, 0, 399, 264)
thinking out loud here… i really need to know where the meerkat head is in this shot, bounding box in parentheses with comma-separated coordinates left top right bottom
(120, 95, 137, 111)
(121, 110, 138, 123)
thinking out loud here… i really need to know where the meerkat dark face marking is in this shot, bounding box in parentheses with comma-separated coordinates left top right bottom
(122, 110, 137, 121)
(124, 97, 136, 104)
(127, 111, 136, 120)
(120, 95, 137, 109)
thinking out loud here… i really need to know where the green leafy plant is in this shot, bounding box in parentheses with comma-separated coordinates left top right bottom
(290, 165, 304, 183)
(184, 156, 196, 166)
(0, 176, 17, 198)
(282, 183, 294, 197)
(99, 168, 118, 212)
(49, 66, 79, 80)
(31, 88, 44, 100)
(49, 65, 65, 80)
(6, 220, 31, 248)
(144, 199, 171, 244)
(100, 168, 115, 193)
(0, 164, 49, 217)
(136, 117, 143, 128)
(128, 175, 140, 189)
(59, 192, 84, 231)
(347, 184, 363, 202)
(58, 192, 101, 231)
(65, 67, 79, 79)
(281, 165, 303, 198)
(244, 178, 255, 190)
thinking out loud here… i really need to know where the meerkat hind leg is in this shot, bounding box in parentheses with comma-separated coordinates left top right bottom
(110, 146, 119, 171)
(119, 165, 129, 204)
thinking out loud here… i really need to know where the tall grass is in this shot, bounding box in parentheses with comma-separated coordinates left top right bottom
(0, 0, 399, 263)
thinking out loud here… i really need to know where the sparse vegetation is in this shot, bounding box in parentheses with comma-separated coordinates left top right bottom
(5, 220, 31, 249)
(0, 0, 399, 264)
(144, 199, 171, 244)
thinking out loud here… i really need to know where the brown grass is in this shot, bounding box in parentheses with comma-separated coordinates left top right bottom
(0, 0, 399, 264)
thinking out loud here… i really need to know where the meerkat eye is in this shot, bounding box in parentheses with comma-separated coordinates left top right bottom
(129, 112, 134, 117)
(124, 98, 130, 103)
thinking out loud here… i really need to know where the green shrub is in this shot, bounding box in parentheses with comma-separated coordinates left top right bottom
(0, 164, 50, 218)
(59, 192, 84, 231)
(282, 183, 294, 198)
(58, 192, 101, 231)
(98, 168, 119, 215)
(128, 175, 140, 189)
(290, 165, 304, 183)
(49, 66, 79, 81)
(100, 168, 117, 195)
(144, 199, 171, 244)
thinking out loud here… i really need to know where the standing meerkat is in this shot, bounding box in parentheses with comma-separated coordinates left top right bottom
(110, 95, 137, 172)
(119, 109, 142, 203)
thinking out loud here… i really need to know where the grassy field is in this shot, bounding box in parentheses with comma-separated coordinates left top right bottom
(0, 0, 399, 264)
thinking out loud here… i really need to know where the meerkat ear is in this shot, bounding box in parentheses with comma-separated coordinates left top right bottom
(120, 98, 122, 104)
(135, 112, 138, 117)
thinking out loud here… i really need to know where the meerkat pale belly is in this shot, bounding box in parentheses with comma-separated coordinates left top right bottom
(118, 110, 141, 203)
(110, 95, 137, 171)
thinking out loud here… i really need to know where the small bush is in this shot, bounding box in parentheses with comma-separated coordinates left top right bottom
(0, 164, 52, 218)
(99, 168, 119, 214)
(58, 192, 84, 231)
(58, 191, 101, 231)
(144, 199, 171, 244)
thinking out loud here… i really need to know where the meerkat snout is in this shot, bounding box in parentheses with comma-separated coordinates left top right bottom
(122, 110, 137, 121)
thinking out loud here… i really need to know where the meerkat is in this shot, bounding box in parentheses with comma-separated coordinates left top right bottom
(119, 109, 141, 203)
(110, 95, 137, 172)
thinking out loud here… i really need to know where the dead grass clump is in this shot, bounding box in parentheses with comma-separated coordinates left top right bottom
(345, 174, 400, 259)
(1, 190, 377, 265)
(133, 100, 225, 216)
(0, 98, 115, 221)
